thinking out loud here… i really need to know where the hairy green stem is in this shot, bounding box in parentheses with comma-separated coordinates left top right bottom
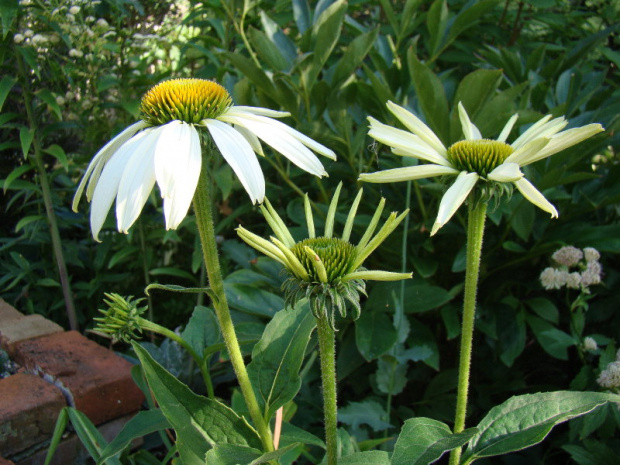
(16, 51, 78, 330)
(449, 199, 488, 465)
(317, 315, 338, 465)
(192, 165, 274, 451)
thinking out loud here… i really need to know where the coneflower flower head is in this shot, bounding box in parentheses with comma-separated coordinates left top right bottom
(94, 293, 147, 343)
(237, 183, 412, 329)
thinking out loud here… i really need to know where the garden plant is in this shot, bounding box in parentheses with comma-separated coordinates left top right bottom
(0, 0, 619, 464)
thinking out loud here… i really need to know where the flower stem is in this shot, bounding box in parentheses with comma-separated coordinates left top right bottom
(316, 315, 338, 465)
(192, 164, 274, 452)
(449, 199, 488, 465)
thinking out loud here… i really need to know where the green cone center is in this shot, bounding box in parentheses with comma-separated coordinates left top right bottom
(447, 139, 514, 177)
(140, 78, 233, 126)
(291, 237, 357, 282)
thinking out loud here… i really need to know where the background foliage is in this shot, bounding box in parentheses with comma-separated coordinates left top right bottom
(1, 0, 619, 463)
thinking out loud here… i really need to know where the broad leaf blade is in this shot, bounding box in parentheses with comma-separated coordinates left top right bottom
(247, 301, 316, 420)
(392, 417, 478, 465)
(132, 342, 262, 465)
(463, 391, 620, 463)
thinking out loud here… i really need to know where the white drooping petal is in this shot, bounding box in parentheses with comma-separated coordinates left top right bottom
(359, 165, 459, 183)
(115, 130, 160, 233)
(73, 120, 148, 211)
(511, 115, 567, 150)
(225, 106, 291, 118)
(457, 102, 482, 140)
(514, 177, 558, 218)
(219, 113, 328, 176)
(153, 121, 202, 229)
(89, 132, 148, 241)
(205, 118, 265, 204)
(431, 171, 479, 236)
(368, 117, 451, 166)
(497, 113, 519, 142)
(488, 162, 523, 182)
(385, 101, 447, 155)
(504, 137, 550, 166)
(221, 110, 336, 161)
(518, 124, 604, 166)
(233, 124, 264, 156)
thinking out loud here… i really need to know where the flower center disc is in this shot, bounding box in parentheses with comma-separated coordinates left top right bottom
(140, 78, 233, 126)
(447, 139, 514, 178)
(292, 237, 357, 282)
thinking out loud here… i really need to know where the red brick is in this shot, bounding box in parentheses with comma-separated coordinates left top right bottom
(13, 331, 144, 425)
(0, 373, 65, 456)
(0, 457, 15, 465)
(0, 315, 63, 357)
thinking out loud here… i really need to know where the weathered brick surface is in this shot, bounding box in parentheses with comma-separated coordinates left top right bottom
(13, 331, 144, 426)
(0, 315, 63, 357)
(0, 373, 65, 457)
(0, 299, 23, 322)
(0, 456, 15, 465)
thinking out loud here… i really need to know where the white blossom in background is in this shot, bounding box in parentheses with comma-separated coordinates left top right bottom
(598, 361, 620, 390)
(552, 246, 583, 267)
(540, 246, 603, 292)
(583, 337, 598, 352)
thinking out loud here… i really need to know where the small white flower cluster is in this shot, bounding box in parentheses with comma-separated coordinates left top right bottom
(540, 246, 602, 292)
(598, 349, 620, 391)
(583, 336, 598, 352)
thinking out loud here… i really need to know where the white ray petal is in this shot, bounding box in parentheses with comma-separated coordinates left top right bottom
(233, 124, 264, 156)
(431, 171, 479, 236)
(73, 120, 148, 210)
(220, 111, 336, 161)
(514, 178, 558, 218)
(205, 119, 265, 204)
(224, 106, 291, 118)
(154, 122, 202, 229)
(497, 113, 519, 142)
(115, 130, 160, 233)
(487, 162, 523, 182)
(386, 101, 447, 155)
(518, 124, 604, 166)
(368, 117, 451, 166)
(504, 137, 550, 166)
(511, 115, 567, 149)
(457, 102, 482, 140)
(89, 133, 148, 241)
(218, 114, 328, 176)
(359, 164, 459, 183)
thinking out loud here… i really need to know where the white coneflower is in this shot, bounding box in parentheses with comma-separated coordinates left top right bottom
(73, 78, 336, 240)
(360, 102, 604, 235)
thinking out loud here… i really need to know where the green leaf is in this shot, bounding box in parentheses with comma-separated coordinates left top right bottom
(248, 26, 290, 71)
(0, 0, 18, 39)
(224, 52, 276, 97)
(44, 408, 69, 465)
(181, 305, 222, 358)
(204, 442, 299, 465)
(525, 298, 559, 324)
(97, 410, 170, 464)
(426, 0, 448, 60)
(3, 163, 33, 193)
(338, 451, 391, 464)
(441, 0, 500, 60)
(43, 144, 69, 171)
(148, 267, 197, 282)
(66, 408, 122, 464)
(406, 50, 450, 144)
(0, 75, 16, 111)
(375, 356, 408, 396)
(305, 0, 347, 89)
(392, 417, 478, 465)
(15, 214, 45, 232)
(526, 315, 576, 360)
(132, 342, 262, 465)
(338, 400, 391, 432)
(355, 309, 398, 361)
(224, 283, 284, 317)
(462, 391, 620, 463)
(332, 27, 379, 86)
(247, 301, 316, 421)
(280, 422, 325, 449)
(36, 89, 62, 120)
(19, 126, 34, 159)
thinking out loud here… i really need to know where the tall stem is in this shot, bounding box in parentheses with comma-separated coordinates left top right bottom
(316, 315, 338, 465)
(16, 51, 78, 330)
(449, 199, 488, 465)
(192, 164, 274, 452)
